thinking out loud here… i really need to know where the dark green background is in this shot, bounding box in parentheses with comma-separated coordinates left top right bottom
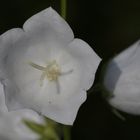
(0, 0, 140, 140)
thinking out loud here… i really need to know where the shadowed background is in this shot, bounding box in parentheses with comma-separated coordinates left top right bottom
(0, 0, 140, 140)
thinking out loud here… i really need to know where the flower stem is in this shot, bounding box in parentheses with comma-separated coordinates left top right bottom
(61, 0, 67, 19)
(63, 125, 71, 140)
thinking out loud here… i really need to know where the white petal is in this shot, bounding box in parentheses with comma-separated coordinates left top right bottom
(0, 28, 27, 110)
(0, 28, 24, 78)
(104, 40, 140, 114)
(0, 83, 44, 140)
(111, 40, 140, 69)
(42, 90, 87, 125)
(67, 39, 101, 90)
(23, 7, 74, 44)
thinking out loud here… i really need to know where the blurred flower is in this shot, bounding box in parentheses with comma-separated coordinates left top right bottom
(0, 7, 101, 125)
(0, 83, 44, 140)
(103, 40, 140, 114)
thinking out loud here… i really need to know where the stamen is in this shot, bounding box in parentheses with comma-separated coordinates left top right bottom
(29, 60, 61, 86)
(28, 62, 45, 71)
(29, 60, 74, 93)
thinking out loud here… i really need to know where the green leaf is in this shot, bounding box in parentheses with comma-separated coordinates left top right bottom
(63, 125, 71, 140)
(23, 119, 46, 135)
(44, 117, 59, 128)
(43, 128, 60, 140)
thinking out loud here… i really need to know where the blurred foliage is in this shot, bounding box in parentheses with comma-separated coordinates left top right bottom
(24, 117, 71, 140)
(23, 119, 46, 135)
(0, 0, 140, 140)
(23, 117, 61, 140)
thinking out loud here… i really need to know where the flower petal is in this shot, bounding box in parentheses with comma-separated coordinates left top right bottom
(110, 40, 140, 69)
(0, 29, 27, 110)
(0, 83, 44, 140)
(23, 7, 74, 44)
(67, 39, 101, 90)
(0, 28, 24, 78)
(104, 40, 140, 114)
(41, 90, 87, 125)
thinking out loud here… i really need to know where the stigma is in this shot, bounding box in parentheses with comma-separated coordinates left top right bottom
(29, 60, 61, 86)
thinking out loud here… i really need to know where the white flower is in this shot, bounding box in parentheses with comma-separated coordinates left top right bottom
(0, 7, 101, 125)
(103, 40, 140, 115)
(0, 83, 44, 140)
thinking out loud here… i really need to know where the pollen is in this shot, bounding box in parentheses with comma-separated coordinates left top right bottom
(45, 60, 61, 81)
(29, 60, 61, 86)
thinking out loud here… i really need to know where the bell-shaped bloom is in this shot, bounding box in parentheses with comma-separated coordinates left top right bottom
(0, 83, 44, 140)
(0, 7, 101, 125)
(103, 40, 140, 115)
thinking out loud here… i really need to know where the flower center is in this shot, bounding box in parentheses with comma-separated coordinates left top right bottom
(45, 60, 61, 81)
(29, 59, 73, 93)
(29, 60, 61, 86)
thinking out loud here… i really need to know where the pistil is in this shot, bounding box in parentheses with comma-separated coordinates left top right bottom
(29, 60, 61, 86)
(29, 60, 73, 94)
